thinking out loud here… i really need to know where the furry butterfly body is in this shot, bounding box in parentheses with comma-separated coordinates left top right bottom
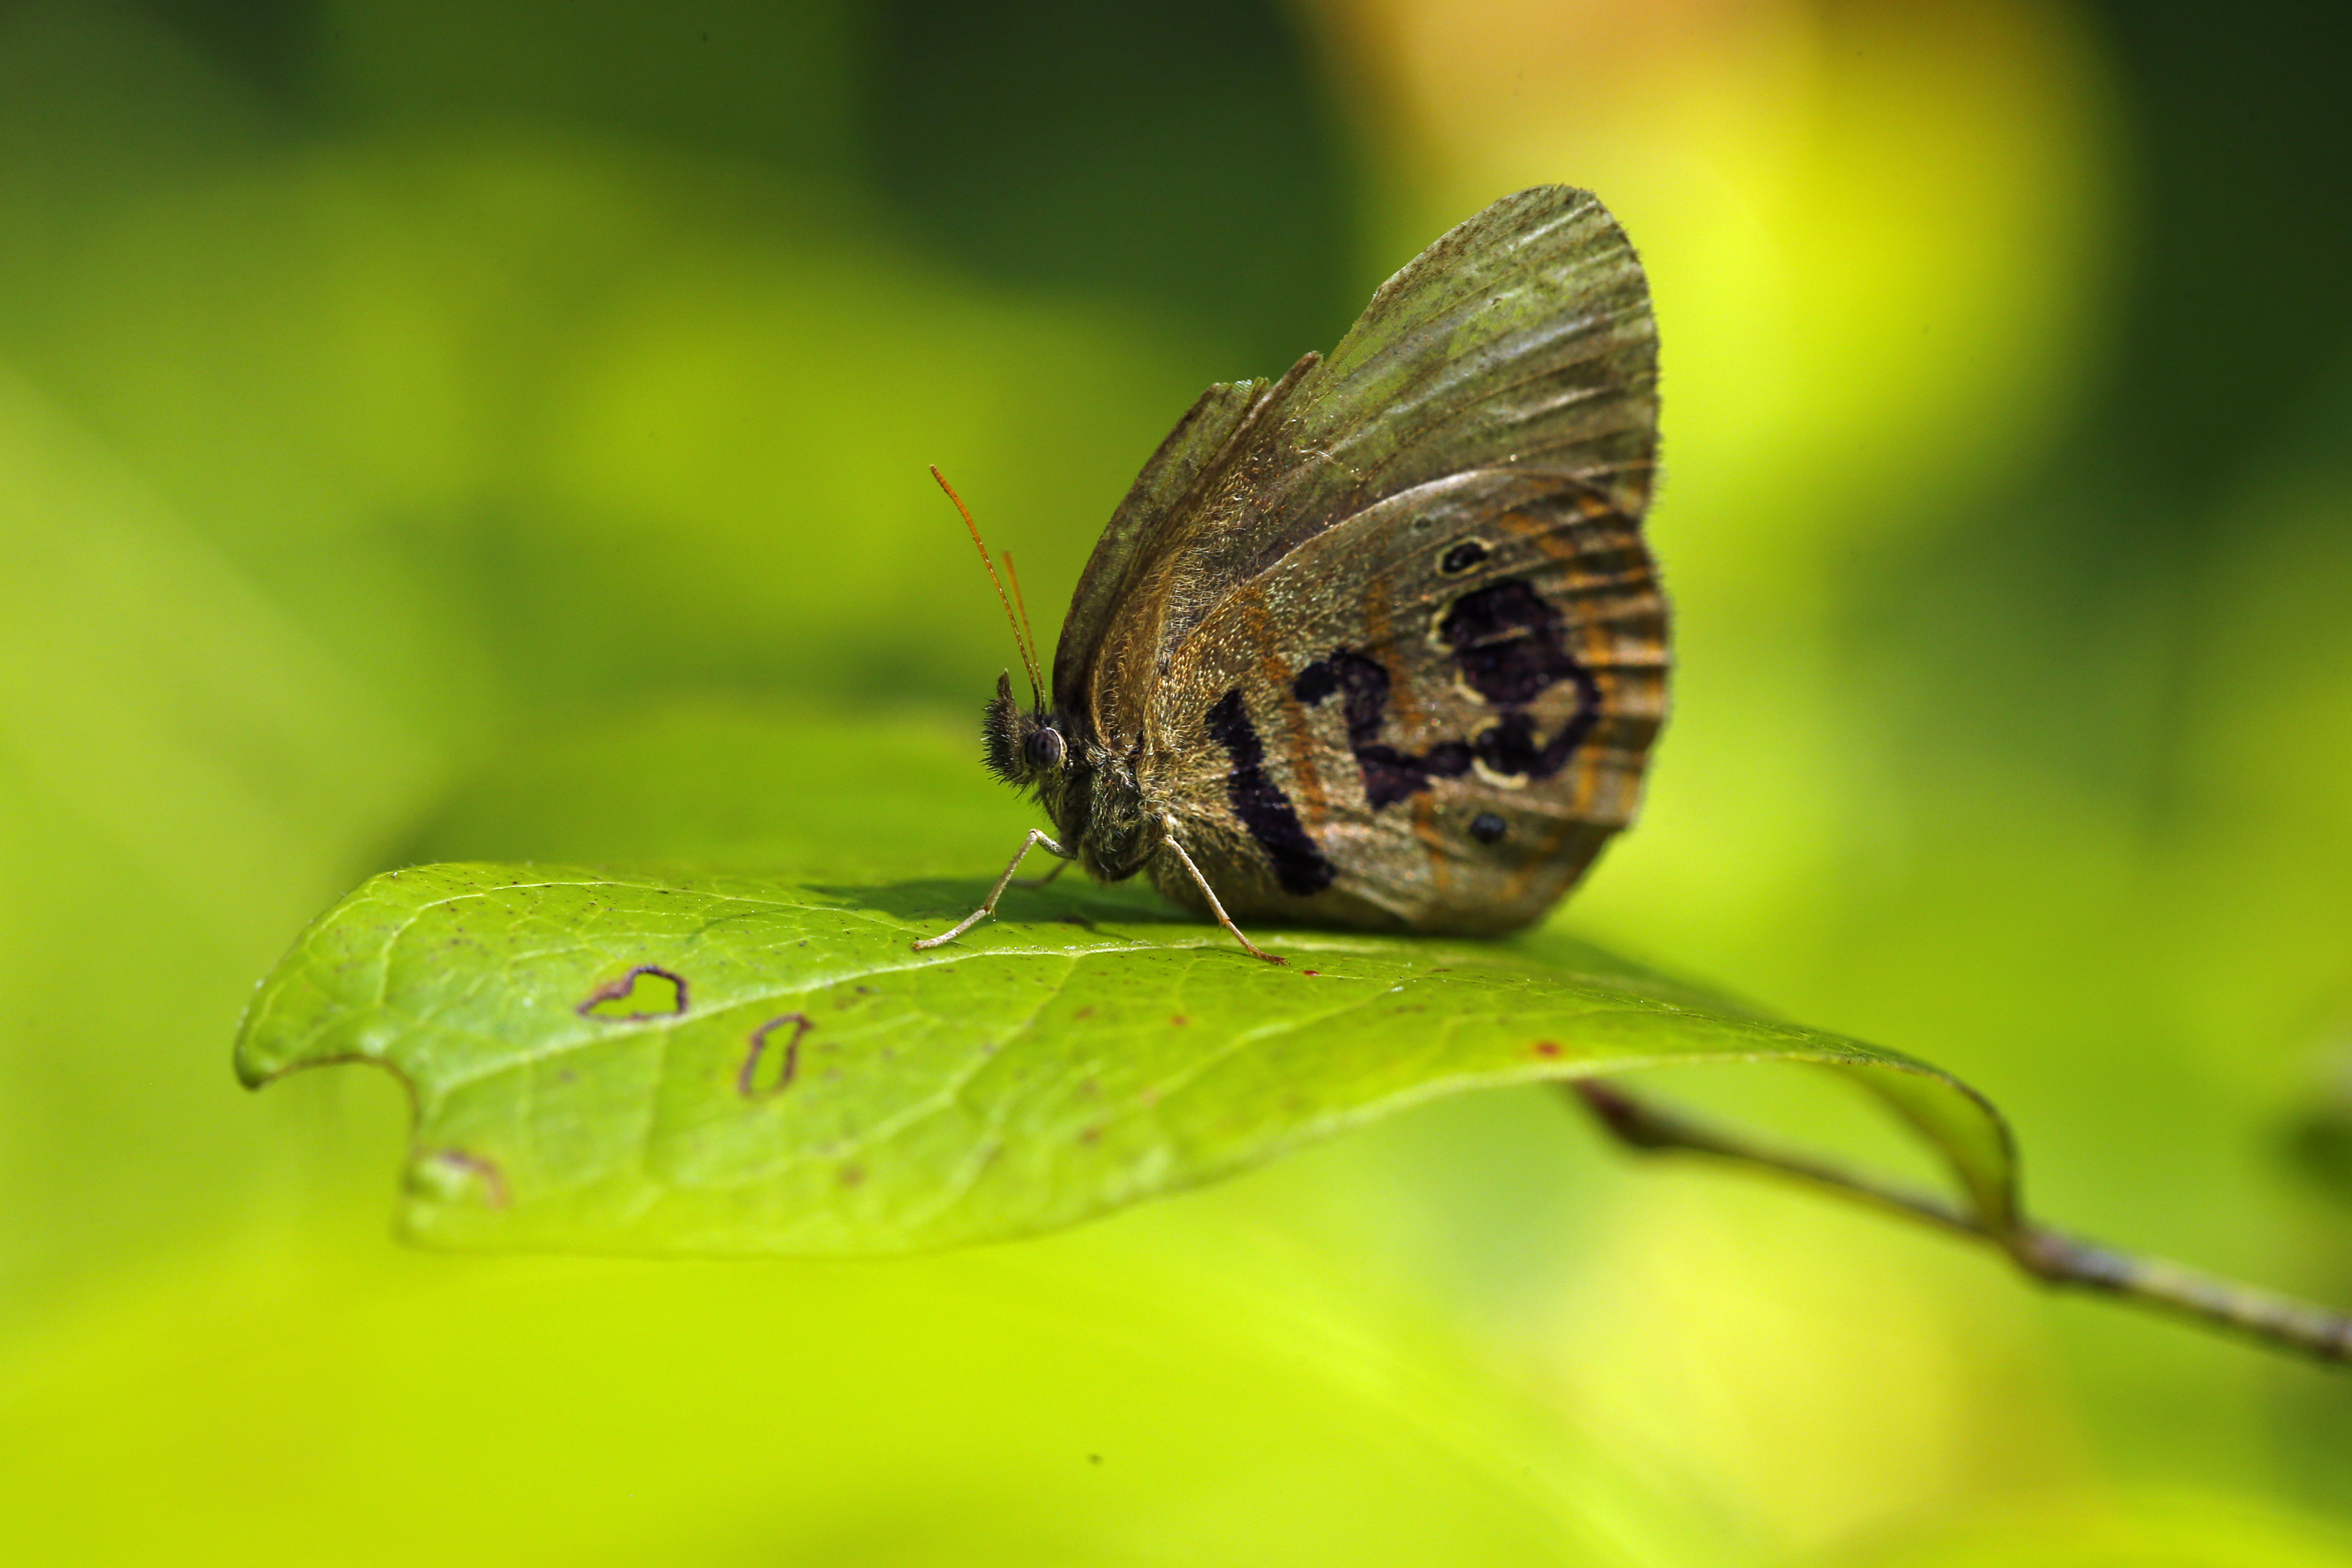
(923, 186, 1667, 960)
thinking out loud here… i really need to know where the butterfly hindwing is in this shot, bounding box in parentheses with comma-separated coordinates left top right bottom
(1141, 468, 1666, 933)
(1058, 186, 1658, 757)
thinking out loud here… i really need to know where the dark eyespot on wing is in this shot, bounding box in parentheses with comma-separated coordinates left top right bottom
(1440, 540, 1489, 573)
(1437, 577, 1604, 782)
(1475, 709, 1598, 781)
(1204, 688, 1335, 896)
(1439, 579, 1585, 705)
(1293, 651, 1471, 808)
(1439, 577, 1553, 642)
(1291, 573, 1608, 813)
(1430, 581, 1618, 780)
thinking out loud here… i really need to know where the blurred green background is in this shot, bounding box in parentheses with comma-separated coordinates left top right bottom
(3, 0, 2352, 1561)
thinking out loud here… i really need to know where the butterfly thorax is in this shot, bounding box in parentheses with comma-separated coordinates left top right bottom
(1061, 743, 1159, 879)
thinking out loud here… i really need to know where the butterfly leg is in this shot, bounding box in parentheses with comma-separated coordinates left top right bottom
(912, 829, 1075, 951)
(1159, 823, 1287, 965)
(1010, 858, 1071, 890)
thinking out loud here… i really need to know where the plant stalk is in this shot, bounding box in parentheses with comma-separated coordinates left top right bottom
(1570, 1080, 2352, 1368)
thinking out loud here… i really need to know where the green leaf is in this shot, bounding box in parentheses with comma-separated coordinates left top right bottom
(235, 838, 2020, 1257)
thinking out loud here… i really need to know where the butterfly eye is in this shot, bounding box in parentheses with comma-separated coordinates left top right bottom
(1025, 727, 1066, 770)
(1440, 540, 1490, 574)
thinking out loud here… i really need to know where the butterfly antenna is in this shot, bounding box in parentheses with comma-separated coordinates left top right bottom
(930, 465, 1044, 704)
(1002, 549, 1044, 708)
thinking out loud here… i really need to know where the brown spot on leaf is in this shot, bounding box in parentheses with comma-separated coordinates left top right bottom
(434, 1148, 510, 1208)
(739, 1013, 812, 1098)
(1169, 1015, 1189, 1027)
(577, 965, 687, 1021)
(1072, 1006, 1094, 1020)
(1533, 1041, 1563, 1058)
(838, 1164, 866, 1187)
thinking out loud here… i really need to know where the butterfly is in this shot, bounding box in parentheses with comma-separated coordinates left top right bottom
(917, 186, 1667, 964)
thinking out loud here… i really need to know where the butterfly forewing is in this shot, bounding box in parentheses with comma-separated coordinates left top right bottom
(1274, 187, 1658, 519)
(1051, 372, 1288, 743)
(1140, 468, 1665, 933)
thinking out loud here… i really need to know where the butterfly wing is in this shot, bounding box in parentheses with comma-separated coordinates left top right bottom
(1048, 365, 1305, 732)
(1139, 467, 1665, 933)
(1055, 186, 1658, 752)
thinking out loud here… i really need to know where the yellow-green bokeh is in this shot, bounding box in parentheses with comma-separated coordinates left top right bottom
(3, 1, 2350, 1563)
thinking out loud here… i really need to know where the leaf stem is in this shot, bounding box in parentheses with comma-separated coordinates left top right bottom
(1569, 1080, 2352, 1368)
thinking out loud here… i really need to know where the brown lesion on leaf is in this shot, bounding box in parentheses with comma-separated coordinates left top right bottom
(576, 964, 688, 1021)
(433, 1148, 510, 1208)
(738, 1013, 812, 1098)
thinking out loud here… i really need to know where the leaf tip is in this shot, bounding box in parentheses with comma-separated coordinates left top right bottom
(230, 996, 299, 1090)
(230, 1041, 274, 1090)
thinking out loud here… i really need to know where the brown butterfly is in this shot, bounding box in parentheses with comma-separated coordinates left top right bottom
(917, 186, 1667, 963)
